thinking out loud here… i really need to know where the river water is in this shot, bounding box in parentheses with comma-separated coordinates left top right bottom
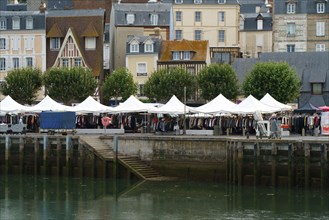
(0, 175, 328, 220)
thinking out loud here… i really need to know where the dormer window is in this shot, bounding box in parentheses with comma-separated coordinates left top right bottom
(12, 17, 20, 29)
(150, 14, 158, 25)
(287, 3, 296, 14)
(144, 42, 153, 53)
(218, 0, 226, 4)
(126, 14, 135, 25)
(175, 0, 183, 4)
(26, 17, 33, 29)
(183, 51, 190, 60)
(85, 37, 96, 50)
(194, 0, 202, 4)
(317, 3, 325, 13)
(0, 18, 6, 30)
(130, 43, 139, 53)
(173, 51, 180, 60)
(257, 19, 263, 30)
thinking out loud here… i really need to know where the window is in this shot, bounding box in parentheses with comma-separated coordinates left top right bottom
(0, 18, 6, 30)
(218, 30, 225, 42)
(24, 36, 33, 50)
(26, 17, 33, 29)
(126, 14, 135, 24)
(316, 44, 325, 51)
(183, 51, 190, 60)
(12, 36, 20, 50)
(195, 11, 201, 22)
(195, 30, 201, 40)
(0, 58, 5, 71)
(85, 37, 96, 50)
(175, 30, 182, 40)
(287, 23, 296, 36)
(257, 19, 263, 30)
(287, 3, 296, 14)
(175, 0, 183, 3)
(316, 22, 325, 36)
(26, 57, 33, 67)
(287, 44, 295, 52)
(218, 0, 226, 3)
(218, 12, 225, 22)
(176, 11, 182, 22)
(12, 17, 20, 29)
(144, 43, 153, 53)
(173, 51, 180, 60)
(137, 63, 147, 76)
(194, 0, 202, 4)
(74, 58, 82, 67)
(62, 58, 69, 67)
(150, 14, 158, 25)
(0, 38, 6, 50)
(13, 58, 19, 69)
(130, 43, 139, 53)
(317, 3, 325, 13)
(50, 37, 60, 50)
(138, 84, 145, 97)
(312, 83, 323, 95)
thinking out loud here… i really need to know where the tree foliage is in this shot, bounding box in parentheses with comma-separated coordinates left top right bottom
(1, 68, 42, 105)
(43, 67, 97, 104)
(102, 67, 137, 101)
(242, 62, 300, 103)
(144, 68, 197, 102)
(197, 63, 239, 101)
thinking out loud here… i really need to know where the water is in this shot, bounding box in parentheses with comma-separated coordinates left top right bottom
(0, 175, 328, 220)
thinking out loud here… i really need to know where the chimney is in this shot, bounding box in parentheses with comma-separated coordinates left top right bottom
(39, 1, 46, 13)
(154, 27, 161, 39)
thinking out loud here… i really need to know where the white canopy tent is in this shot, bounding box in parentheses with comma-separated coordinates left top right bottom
(149, 95, 195, 114)
(113, 95, 155, 113)
(260, 93, 292, 111)
(227, 95, 281, 114)
(0, 95, 32, 113)
(194, 94, 237, 114)
(28, 95, 72, 112)
(70, 96, 115, 114)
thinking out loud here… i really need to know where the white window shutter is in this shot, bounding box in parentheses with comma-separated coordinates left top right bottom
(30, 37, 34, 50)
(24, 37, 27, 50)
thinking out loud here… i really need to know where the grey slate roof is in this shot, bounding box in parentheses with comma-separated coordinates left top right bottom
(126, 35, 161, 54)
(47, 0, 73, 10)
(274, 0, 329, 15)
(242, 13, 272, 31)
(46, 9, 105, 17)
(0, 11, 45, 30)
(113, 3, 171, 26)
(233, 52, 329, 106)
(240, 0, 269, 14)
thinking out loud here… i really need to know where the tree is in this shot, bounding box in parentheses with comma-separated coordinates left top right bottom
(1, 68, 42, 105)
(144, 68, 197, 102)
(242, 62, 300, 103)
(43, 67, 97, 104)
(102, 67, 137, 102)
(197, 63, 239, 101)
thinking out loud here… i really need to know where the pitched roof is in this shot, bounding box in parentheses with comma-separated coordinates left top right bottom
(82, 22, 99, 37)
(159, 39, 208, 62)
(46, 23, 64, 38)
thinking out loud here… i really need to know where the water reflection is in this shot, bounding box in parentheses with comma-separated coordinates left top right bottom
(0, 175, 328, 220)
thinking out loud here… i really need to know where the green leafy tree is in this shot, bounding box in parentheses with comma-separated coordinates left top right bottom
(1, 68, 42, 105)
(102, 67, 137, 102)
(43, 67, 97, 104)
(242, 62, 300, 103)
(144, 68, 197, 102)
(197, 63, 239, 101)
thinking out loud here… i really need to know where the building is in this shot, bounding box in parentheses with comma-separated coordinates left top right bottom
(0, 10, 46, 100)
(45, 9, 105, 97)
(126, 35, 161, 98)
(272, 0, 329, 52)
(110, 1, 172, 71)
(239, 0, 272, 58)
(233, 52, 329, 107)
(172, 0, 240, 64)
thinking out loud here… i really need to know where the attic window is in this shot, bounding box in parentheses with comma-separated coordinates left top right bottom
(85, 37, 96, 50)
(257, 19, 263, 30)
(0, 18, 6, 30)
(194, 0, 202, 4)
(183, 51, 190, 60)
(126, 14, 135, 25)
(218, 0, 226, 4)
(130, 42, 139, 53)
(317, 3, 325, 13)
(144, 42, 153, 52)
(150, 14, 158, 25)
(173, 51, 180, 60)
(312, 83, 322, 95)
(12, 17, 20, 30)
(175, 0, 183, 4)
(26, 17, 33, 29)
(287, 3, 296, 14)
